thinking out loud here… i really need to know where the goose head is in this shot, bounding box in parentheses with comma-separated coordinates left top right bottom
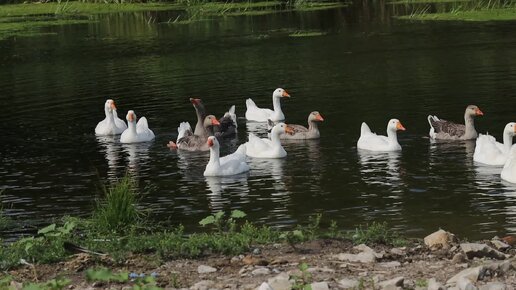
(388, 119, 406, 132)
(105, 99, 117, 113)
(207, 136, 219, 149)
(272, 122, 295, 136)
(504, 122, 516, 136)
(309, 111, 324, 122)
(273, 88, 290, 99)
(204, 115, 220, 128)
(126, 110, 136, 123)
(190, 98, 205, 112)
(466, 105, 483, 117)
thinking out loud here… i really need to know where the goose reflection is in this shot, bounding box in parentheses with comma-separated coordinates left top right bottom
(246, 121, 269, 137)
(121, 142, 152, 177)
(357, 150, 402, 187)
(96, 135, 123, 182)
(205, 175, 250, 213)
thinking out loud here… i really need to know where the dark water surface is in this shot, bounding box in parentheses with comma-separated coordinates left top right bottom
(1, 5, 516, 240)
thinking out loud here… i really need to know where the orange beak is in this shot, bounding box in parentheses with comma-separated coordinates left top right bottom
(212, 119, 220, 126)
(513, 125, 516, 134)
(396, 122, 406, 131)
(111, 102, 116, 110)
(207, 138, 214, 147)
(285, 125, 295, 135)
(282, 90, 290, 98)
(315, 114, 324, 121)
(127, 113, 134, 122)
(475, 108, 484, 116)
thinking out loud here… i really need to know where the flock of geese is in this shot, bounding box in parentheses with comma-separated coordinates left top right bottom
(94, 89, 516, 184)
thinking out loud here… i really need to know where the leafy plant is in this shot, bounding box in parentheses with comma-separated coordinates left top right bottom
(350, 221, 406, 246)
(23, 278, 72, 290)
(291, 263, 312, 290)
(86, 268, 129, 282)
(199, 210, 247, 232)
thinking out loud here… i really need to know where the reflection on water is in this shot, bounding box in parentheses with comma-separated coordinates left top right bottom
(357, 150, 402, 188)
(96, 136, 124, 182)
(205, 175, 249, 213)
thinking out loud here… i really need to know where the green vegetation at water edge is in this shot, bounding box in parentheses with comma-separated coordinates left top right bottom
(288, 30, 327, 37)
(389, 0, 471, 4)
(400, 7, 516, 20)
(0, 175, 406, 271)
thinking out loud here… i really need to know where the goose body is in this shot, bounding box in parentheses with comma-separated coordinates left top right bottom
(191, 98, 237, 138)
(427, 105, 483, 140)
(501, 145, 516, 184)
(245, 88, 290, 122)
(95, 99, 127, 135)
(120, 110, 155, 143)
(203, 136, 249, 176)
(242, 123, 294, 158)
(167, 115, 220, 151)
(281, 111, 324, 140)
(357, 119, 406, 152)
(474, 122, 516, 166)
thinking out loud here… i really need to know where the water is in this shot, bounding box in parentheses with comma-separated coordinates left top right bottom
(1, 4, 516, 240)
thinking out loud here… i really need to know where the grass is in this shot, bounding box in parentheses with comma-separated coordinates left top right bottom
(350, 221, 407, 246)
(398, 0, 516, 21)
(390, 0, 471, 4)
(288, 30, 327, 37)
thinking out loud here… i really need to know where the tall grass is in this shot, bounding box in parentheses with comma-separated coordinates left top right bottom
(91, 174, 144, 233)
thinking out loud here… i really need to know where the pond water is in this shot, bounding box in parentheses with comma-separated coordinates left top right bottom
(1, 3, 516, 240)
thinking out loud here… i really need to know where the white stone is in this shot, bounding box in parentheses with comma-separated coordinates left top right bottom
(310, 282, 329, 290)
(491, 239, 510, 251)
(307, 266, 335, 273)
(256, 282, 274, 290)
(379, 261, 401, 268)
(334, 252, 376, 263)
(457, 277, 477, 290)
(251, 267, 271, 276)
(337, 278, 359, 289)
(447, 266, 482, 285)
(427, 278, 447, 290)
(424, 229, 456, 250)
(267, 273, 292, 290)
(479, 282, 506, 290)
(197, 265, 217, 274)
(461, 243, 506, 260)
(190, 280, 215, 290)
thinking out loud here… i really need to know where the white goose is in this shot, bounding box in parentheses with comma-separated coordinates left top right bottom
(203, 136, 249, 176)
(501, 145, 516, 184)
(245, 88, 290, 122)
(120, 110, 155, 143)
(474, 122, 516, 166)
(357, 119, 406, 152)
(242, 123, 294, 158)
(95, 99, 127, 135)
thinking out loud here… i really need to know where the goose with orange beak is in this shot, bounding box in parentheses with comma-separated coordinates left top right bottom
(167, 115, 220, 151)
(357, 119, 406, 152)
(428, 105, 483, 140)
(280, 111, 324, 140)
(120, 110, 155, 143)
(474, 122, 516, 166)
(242, 122, 294, 158)
(95, 99, 127, 135)
(203, 136, 249, 176)
(245, 88, 290, 122)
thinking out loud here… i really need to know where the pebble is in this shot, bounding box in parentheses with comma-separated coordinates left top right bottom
(338, 278, 359, 289)
(190, 280, 215, 290)
(197, 265, 217, 274)
(251, 267, 271, 276)
(310, 282, 329, 290)
(479, 282, 507, 290)
(378, 276, 404, 289)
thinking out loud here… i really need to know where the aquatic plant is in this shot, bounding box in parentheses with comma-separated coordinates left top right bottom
(91, 174, 144, 233)
(400, 0, 516, 21)
(350, 221, 406, 246)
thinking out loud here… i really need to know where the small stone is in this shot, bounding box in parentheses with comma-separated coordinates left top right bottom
(491, 240, 510, 251)
(310, 282, 329, 290)
(461, 243, 507, 260)
(427, 278, 446, 290)
(338, 278, 359, 289)
(379, 261, 401, 268)
(425, 229, 456, 250)
(452, 253, 467, 264)
(267, 273, 292, 290)
(456, 277, 477, 290)
(251, 267, 271, 276)
(252, 248, 261, 255)
(334, 252, 376, 263)
(256, 282, 273, 290)
(390, 247, 405, 256)
(479, 282, 506, 290)
(197, 265, 217, 274)
(307, 266, 335, 273)
(447, 266, 483, 285)
(378, 277, 404, 289)
(231, 256, 242, 263)
(191, 280, 215, 290)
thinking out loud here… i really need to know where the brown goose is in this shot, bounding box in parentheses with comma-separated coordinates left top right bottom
(427, 105, 483, 140)
(190, 98, 237, 138)
(280, 111, 324, 140)
(167, 115, 220, 151)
